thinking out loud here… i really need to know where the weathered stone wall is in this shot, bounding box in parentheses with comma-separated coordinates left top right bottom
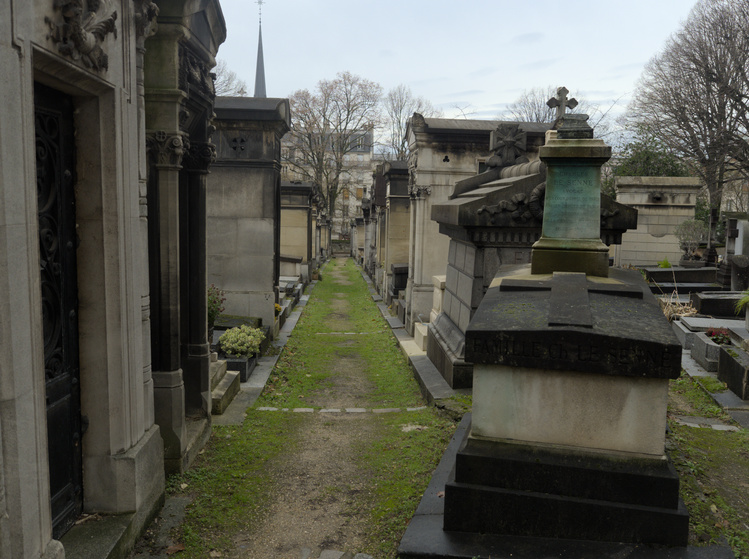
(614, 177, 702, 267)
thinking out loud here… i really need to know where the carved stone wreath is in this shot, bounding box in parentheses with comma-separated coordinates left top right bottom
(46, 0, 118, 71)
(477, 182, 620, 225)
(478, 192, 537, 224)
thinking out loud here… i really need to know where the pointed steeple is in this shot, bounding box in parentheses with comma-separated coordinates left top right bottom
(254, 0, 267, 98)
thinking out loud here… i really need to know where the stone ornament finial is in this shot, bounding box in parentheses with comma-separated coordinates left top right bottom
(487, 124, 529, 168)
(45, 0, 118, 71)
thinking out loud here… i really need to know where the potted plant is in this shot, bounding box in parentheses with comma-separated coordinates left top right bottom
(219, 324, 265, 382)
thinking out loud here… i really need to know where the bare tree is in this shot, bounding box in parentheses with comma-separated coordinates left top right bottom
(212, 59, 248, 97)
(381, 84, 442, 160)
(627, 0, 749, 244)
(285, 71, 382, 219)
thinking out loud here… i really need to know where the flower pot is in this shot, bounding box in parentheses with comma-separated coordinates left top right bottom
(225, 354, 258, 382)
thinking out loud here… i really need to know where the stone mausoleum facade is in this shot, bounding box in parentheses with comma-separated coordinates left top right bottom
(0, 0, 225, 557)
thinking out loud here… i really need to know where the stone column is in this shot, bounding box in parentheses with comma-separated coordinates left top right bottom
(182, 141, 215, 415)
(147, 130, 187, 462)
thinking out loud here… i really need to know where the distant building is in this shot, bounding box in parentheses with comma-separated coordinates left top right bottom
(282, 130, 374, 239)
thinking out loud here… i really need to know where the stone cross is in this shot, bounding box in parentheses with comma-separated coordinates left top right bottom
(547, 87, 578, 121)
(500, 272, 641, 328)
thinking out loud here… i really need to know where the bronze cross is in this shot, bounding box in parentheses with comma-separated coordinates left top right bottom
(547, 86, 578, 121)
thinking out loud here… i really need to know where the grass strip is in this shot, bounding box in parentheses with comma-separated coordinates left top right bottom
(170, 258, 458, 557)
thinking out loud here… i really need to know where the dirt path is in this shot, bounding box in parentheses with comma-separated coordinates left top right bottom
(131, 258, 448, 559)
(231, 263, 379, 558)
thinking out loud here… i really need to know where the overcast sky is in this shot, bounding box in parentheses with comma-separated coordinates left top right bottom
(216, 0, 698, 121)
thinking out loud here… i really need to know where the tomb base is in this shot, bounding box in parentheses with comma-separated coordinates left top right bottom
(530, 244, 610, 276)
(399, 415, 734, 559)
(444, 432, 688, 546)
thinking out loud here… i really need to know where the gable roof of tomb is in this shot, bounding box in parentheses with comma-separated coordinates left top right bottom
(214, 97, 290, 124)
(419, 118, 550, 134)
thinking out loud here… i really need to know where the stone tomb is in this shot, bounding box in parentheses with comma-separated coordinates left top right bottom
(452, 114, 689, 547)
(281, 181, 315, 282)
(399, 105, 729, 557)
(427, 122, 636, 388)
(613, 176, 702, 268)
(207, 97, 290, 332)
(404, 114, 516, 334)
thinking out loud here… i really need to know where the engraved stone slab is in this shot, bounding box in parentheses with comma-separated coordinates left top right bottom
(542, 165, 601, 240)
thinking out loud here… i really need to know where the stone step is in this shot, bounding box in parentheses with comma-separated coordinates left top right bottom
(299, 549, 373, 559)
(210, 358, 228, 391)
(649, 282, 723, 295)
(211, 370, 240, 415)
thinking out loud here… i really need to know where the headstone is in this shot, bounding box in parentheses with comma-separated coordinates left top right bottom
(444, 103, 689, 549)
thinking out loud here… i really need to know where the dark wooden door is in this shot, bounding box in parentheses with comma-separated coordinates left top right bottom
(34, 83, 83, 539)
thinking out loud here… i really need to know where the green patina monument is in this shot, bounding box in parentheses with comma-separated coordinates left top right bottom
(399, 87, 735, 559)
(531, 87, 611, 277)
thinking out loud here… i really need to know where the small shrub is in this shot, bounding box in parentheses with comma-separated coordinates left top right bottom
(207, 284, 226, 329)
(707, 328, 731, 345)
(219, 325, 265, 357)
(657, 257, 672, 268)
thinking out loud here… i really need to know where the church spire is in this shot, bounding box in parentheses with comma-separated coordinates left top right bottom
(254, 0, 267, 98)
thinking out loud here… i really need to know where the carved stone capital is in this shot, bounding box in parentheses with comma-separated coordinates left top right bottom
(183, 141, 217, 171)
(45, 0, 118, 71)
(409, 184, 431, 199)
(147, 131, 187, 168)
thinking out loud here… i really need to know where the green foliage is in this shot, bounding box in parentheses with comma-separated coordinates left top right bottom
(207, 284, 225, 329)
(657, 257, 672, 268)
(169, 412, 304, 558)
(668, 422, 749, 555)
(219, 324, 265, 357)
(614, 133, 690, 178)
(693, 376, 727, 394)
(735, 291, 749, 315)
(355, 410, 456, 558)
(669, 372, 727, 419)
(706, 328, 731, 346)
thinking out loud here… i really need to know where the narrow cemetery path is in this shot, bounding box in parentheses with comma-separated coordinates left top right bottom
(131, 258, 456, 559)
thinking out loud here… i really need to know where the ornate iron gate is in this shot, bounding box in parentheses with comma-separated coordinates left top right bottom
(34, 83, 83, 539)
